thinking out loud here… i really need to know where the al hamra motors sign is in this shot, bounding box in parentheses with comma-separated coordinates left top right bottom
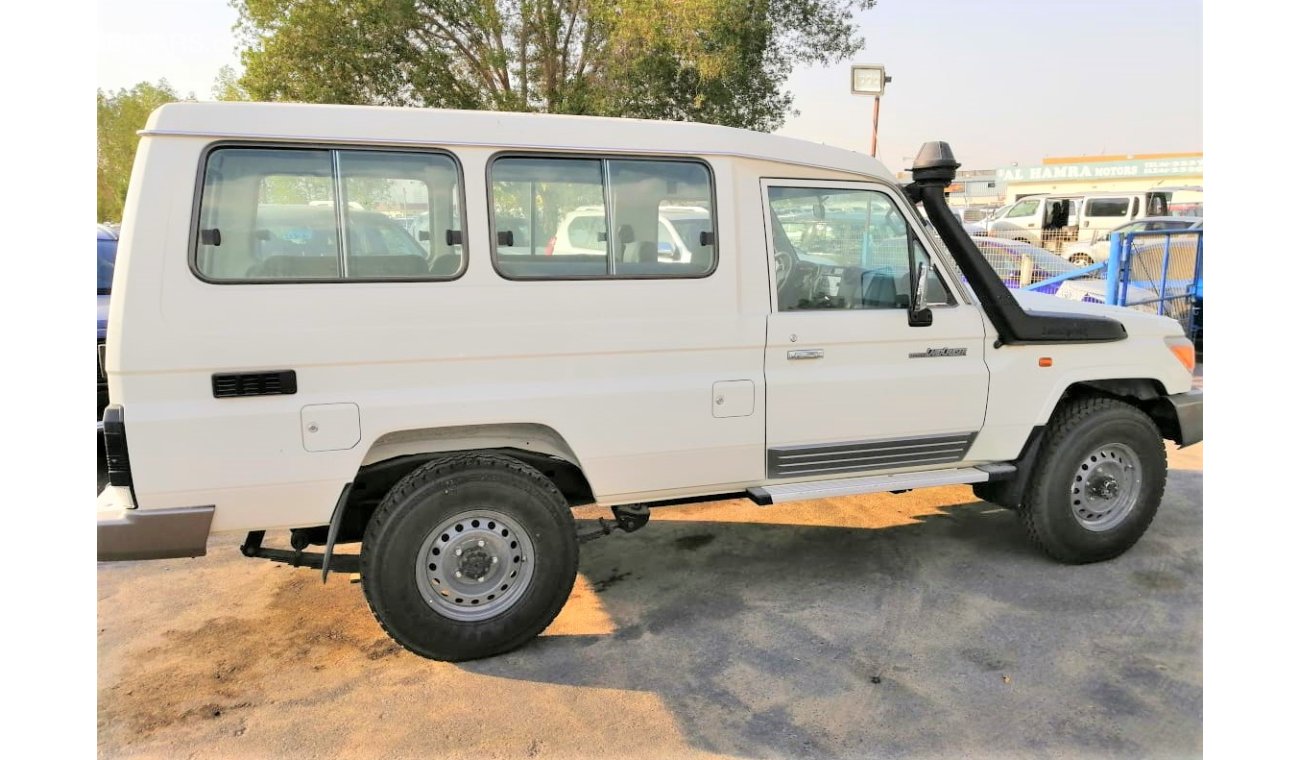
(996, 157, 1202, 183)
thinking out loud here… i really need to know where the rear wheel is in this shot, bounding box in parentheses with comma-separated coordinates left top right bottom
(360, 453, 578, 661)
(1019, 396, 1167, 564)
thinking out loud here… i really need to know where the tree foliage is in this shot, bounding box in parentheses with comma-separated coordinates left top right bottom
(232, 0, 875, 131)
(212, 65, 252, 101)
(97, 81, 193, 223)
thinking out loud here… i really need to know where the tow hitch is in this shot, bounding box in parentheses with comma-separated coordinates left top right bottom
(576, 504, 650, 544)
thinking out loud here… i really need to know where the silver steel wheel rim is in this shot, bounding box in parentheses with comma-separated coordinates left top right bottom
(415, 510, 535, 622)
(1070, 442, 1142, 532)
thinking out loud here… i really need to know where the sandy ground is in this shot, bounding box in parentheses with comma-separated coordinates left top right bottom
(98, 435, 1201, 759)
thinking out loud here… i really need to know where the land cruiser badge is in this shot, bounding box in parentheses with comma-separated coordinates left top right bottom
(909, 347, 967, 359)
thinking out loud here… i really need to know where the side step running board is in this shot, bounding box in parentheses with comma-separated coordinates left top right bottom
(747, 464, 1015, 506)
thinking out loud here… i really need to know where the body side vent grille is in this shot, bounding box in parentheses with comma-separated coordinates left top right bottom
(767, 433, 977, 479)
(212, 370, 297, 398)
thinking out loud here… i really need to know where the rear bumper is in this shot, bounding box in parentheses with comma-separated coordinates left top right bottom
(1155, 390, 1203, 447)
(97, 493, 214, 561)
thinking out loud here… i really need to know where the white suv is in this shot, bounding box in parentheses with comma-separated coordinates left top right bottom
(98, 103, 1201, 662)
(547, 204, 713, 264)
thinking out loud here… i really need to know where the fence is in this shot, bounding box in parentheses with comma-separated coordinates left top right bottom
(1015, 228, 1203, 342)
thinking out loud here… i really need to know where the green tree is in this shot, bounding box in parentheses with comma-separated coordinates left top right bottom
(97, 81, 193, 222)
(231, 0, 875, 131)
(212, 64, 252, 101)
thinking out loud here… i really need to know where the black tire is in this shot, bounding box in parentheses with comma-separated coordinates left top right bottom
(1069, 253, 1094, 267)
(360, 453, 578, 661)
(1019, 396, 1167, 564)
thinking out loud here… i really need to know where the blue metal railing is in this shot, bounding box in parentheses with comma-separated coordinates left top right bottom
(1008, 226, 1203, 340)
(1022, 260, 1106, 292)
(1106, 228, 1203, 312)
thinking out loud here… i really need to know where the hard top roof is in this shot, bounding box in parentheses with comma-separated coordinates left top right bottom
(145, 102, 893, 180)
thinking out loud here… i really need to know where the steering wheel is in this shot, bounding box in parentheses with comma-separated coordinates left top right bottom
(774, 251, 795, 291)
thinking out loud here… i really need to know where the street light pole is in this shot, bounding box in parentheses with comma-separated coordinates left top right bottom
(850, 64, 891, 158)
(870, 96, 881, 158)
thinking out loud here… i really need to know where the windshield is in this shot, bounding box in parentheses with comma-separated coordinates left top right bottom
(98, 235, 118, 293)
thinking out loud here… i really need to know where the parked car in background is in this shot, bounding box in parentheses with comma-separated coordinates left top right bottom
(971, 236, 1169, 310)
(98, 224, 119, 419)
(918, 205, 984, 237)
(1061, 217, 1202, 266)
(970, 237, 1084, 293)
(237, 204, 459, 278)
(987, 190, 1175, 252)
(546, 204, 714, 263)
(1169, 189, 1203, 218)
(967, 203, 1009, 236)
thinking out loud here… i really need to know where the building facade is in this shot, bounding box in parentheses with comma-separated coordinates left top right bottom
(996, 152, 1202, 201)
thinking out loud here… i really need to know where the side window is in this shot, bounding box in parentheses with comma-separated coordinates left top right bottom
(491, 157, 606, 277)
(195, 147, 464, 282)
(607, 161, 714, 275)
(491, 156, 715, 279)
(1084, 198, 1131, 218)
(338, 151, 464, 278)
(767, 186, 951, 312)
(1006, 199, 1040, 218)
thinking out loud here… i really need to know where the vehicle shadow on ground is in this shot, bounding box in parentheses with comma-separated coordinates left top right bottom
(97, 468, 1201, 758)
(457, 468, 1203, 758)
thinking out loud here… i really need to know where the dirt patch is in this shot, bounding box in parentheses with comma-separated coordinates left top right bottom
(98, 571, 394, 746)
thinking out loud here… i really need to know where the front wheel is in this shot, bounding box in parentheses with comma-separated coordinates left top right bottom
(360, 453, 579, 661)
(1019, 396, 1167, 564)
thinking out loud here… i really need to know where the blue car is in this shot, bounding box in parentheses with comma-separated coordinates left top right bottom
(98, 224, 119, 418)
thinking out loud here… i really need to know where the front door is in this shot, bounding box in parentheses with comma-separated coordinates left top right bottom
(762, 180, 990, 481)
(991, 196, 1043, 245)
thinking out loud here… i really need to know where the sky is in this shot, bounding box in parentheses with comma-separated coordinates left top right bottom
(97, 0, 1203, 173)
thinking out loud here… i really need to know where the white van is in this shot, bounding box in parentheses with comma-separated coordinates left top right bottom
(988, 191, 1174, 250)
(548, 204, 713, 263)
(98, 103, 1200, 661)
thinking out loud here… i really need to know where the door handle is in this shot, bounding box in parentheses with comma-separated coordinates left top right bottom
(787, 349, 824, 361)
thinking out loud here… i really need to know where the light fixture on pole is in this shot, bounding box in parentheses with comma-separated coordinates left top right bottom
(850, 64, 891, 158)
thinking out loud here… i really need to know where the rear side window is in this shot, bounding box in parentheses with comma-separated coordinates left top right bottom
(1084, 198, 1131, 218)
(490, 156, 716, 279)
(194, 146, 465, 282)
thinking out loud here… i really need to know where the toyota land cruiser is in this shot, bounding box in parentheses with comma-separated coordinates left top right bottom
(97, 103, 1202, 661)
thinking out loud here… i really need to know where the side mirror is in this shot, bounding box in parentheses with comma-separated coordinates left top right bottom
(910, 260, 934, 327)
